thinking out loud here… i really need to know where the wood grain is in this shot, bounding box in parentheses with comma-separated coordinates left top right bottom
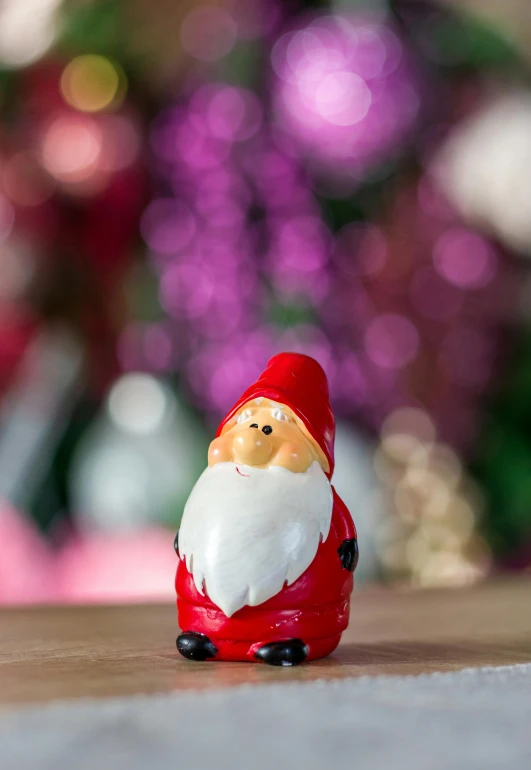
(1, 578, 531, 707)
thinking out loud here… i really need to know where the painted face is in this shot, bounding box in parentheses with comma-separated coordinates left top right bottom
(208, 399, 325, 474)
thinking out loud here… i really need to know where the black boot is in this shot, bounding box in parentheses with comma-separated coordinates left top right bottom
(176, 632, 218, 661)
(255, 639, 308, 667)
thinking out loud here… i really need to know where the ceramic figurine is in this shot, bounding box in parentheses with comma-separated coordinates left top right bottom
(174, 353, 358, 666)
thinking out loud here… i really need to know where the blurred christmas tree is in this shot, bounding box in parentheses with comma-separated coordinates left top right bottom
(0, 0, 531, 599)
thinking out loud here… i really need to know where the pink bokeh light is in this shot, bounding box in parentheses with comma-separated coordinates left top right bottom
(364, 313, 419, 370)
(180, 6, 238, 63)
(0, 502, 55, 605)
(56, 529, 176, 603)
(433, 228, 497, 289)
(41, 114, 102, 183)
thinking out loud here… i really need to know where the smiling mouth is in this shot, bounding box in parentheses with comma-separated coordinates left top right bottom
(236, 467, 250, 477)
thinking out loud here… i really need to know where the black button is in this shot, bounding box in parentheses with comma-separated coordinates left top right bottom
(262, 425, 273, 435)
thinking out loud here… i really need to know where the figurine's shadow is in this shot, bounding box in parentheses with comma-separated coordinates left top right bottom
(169, 637, 531, 690)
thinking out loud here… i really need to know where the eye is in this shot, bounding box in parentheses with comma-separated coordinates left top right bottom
(271, 408, 289, 423)
(236, 409, 253, 425)
(250, 423, 259, 428)
(262, 425, 273, 435)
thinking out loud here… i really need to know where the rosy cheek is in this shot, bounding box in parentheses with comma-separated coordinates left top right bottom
(272, 441, 313, 473)
(208, 437, 232, 467)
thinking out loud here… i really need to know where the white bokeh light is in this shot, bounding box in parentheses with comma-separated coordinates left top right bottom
(108, 373, 168, 436)
(436, 91, 531, 254)
(0, 0, 61, 68)
(70, 375, 208, 533)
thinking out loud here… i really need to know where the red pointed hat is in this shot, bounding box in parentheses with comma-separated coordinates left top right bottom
(216, 352, 335, 476)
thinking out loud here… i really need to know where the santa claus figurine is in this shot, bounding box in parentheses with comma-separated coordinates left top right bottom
(175, 353, 358, 666)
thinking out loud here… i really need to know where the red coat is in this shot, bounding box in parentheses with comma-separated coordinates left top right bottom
(176, 487, 355, 659)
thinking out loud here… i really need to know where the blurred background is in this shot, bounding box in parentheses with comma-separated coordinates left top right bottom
(1, 0, 531, 605)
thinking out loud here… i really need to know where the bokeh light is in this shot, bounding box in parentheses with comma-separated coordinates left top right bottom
(436, 91, 531, 254)
(180, 6, 238, 62)
(142, 82, 367, 415)
(382, 407, 436, 447)
(229, 0, 280, 40)
(0, 0, 60, 68)
(61, 55, 126, 113)
(1, 0, 524, 605)
(374, 406, 491, 587)
(433, 228, 497, 289)
(56, 530, 176, 602)
(37, 109, 140, 196)
(201, 85, 263, 141)
(272, 13, 420, 184)
(41, 114, 102, 184)
(108, 374, 170, 436)
(2, 152, 55, 207)
(141, 199, 196, 256)
(365, 314, 419, 370)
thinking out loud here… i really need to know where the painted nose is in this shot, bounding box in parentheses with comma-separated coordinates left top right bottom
(233, 429, 273, 466)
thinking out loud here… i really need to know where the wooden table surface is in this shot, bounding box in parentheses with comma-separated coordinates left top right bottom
(1, 578, 531, 708)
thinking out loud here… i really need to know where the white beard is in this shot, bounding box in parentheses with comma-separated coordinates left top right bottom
(178, 461, 333, 617)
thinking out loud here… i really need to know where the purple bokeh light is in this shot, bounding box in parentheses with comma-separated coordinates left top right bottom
(322, 174, 507, 447)
(141, 199, 196, 255)
(138, 82, 346, 416)
(271, 14, 420, 185)
(134, 70, 506, 450)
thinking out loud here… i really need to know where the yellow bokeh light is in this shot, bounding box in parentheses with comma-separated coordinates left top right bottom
(381, 432, 423, 465)
(61, 55, 126, 113)
(418, 551, 486, 588)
